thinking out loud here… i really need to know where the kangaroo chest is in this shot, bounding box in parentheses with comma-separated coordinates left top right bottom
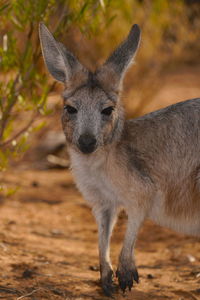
(69, 151, 122, 207)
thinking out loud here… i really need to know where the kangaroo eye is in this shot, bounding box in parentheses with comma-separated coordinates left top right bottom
(64, 105, 77, 114)
(101, 106, 114, 116)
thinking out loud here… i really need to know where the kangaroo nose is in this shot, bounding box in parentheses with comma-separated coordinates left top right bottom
(78, 134, 97, 154)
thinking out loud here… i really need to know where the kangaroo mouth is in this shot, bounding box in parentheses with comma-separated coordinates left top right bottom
(78, 144, 97, 154)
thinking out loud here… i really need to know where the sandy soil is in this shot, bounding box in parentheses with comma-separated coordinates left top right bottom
(0, 66, 200, 300)
(0, 167, 199, 300)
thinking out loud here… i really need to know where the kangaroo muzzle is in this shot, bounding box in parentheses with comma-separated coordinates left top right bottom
(78, 133, 97, 154)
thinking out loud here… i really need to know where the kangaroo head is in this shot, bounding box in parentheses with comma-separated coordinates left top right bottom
(39, 23, 141, 154)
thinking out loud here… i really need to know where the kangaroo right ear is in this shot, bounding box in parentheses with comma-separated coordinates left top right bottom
(39, 23, 85, 83)
(96, 24, 141, 92)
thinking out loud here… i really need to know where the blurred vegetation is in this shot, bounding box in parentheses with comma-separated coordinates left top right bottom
(0, 0, 199, 190)
(0, 0, 108, 175)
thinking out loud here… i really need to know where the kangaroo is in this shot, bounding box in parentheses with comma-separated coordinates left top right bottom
(39, 23, 200, 296)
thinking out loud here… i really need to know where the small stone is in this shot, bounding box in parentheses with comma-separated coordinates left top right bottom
(22, 268, 34, 279)
(186, 254, 196, 263)
(89, 265, 99, 271)
(31, 181, 39, 187)
(147, 274, 154, 279)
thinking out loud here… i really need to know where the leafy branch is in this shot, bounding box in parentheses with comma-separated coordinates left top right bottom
(0, 0, 107, 172)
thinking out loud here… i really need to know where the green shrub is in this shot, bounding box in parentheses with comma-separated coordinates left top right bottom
(0, 0, 109, 173)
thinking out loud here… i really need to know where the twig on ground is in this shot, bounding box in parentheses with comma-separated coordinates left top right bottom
(16, 288, 41, 300)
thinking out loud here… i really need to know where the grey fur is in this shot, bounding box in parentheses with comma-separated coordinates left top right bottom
(123, 145, 153, 181)
(105, 24, 141, 74)
(39, 23, 200, 295)
(39, 23, 85, 82)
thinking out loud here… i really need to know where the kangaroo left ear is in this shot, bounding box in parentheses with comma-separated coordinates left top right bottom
(96, 24, 141, 92)
(39, 23, 87, 84)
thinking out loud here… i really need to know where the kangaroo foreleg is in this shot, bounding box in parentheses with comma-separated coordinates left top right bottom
(93, 205, 118, 296)
(117, 210, 144, 292)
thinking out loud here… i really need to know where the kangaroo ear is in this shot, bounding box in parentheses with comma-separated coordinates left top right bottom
(96, 24, 141, 92)
(39, 23, 85, 83)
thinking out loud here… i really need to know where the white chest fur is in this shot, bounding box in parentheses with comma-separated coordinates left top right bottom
(69, 149, 122, 208)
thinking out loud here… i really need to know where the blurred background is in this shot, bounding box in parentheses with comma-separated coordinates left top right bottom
(0, 1, 200, 299)
(0, 0, 200, 174)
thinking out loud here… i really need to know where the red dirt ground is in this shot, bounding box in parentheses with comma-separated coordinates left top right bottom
(0, 169, 199, 300)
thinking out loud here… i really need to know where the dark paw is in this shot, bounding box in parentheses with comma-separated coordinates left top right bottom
(101, 269, 116, 297)
(116, 268, 139, 293)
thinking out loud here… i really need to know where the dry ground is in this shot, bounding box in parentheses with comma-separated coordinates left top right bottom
(0, 169, 199, 300)
(0, 66, 200, 300)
